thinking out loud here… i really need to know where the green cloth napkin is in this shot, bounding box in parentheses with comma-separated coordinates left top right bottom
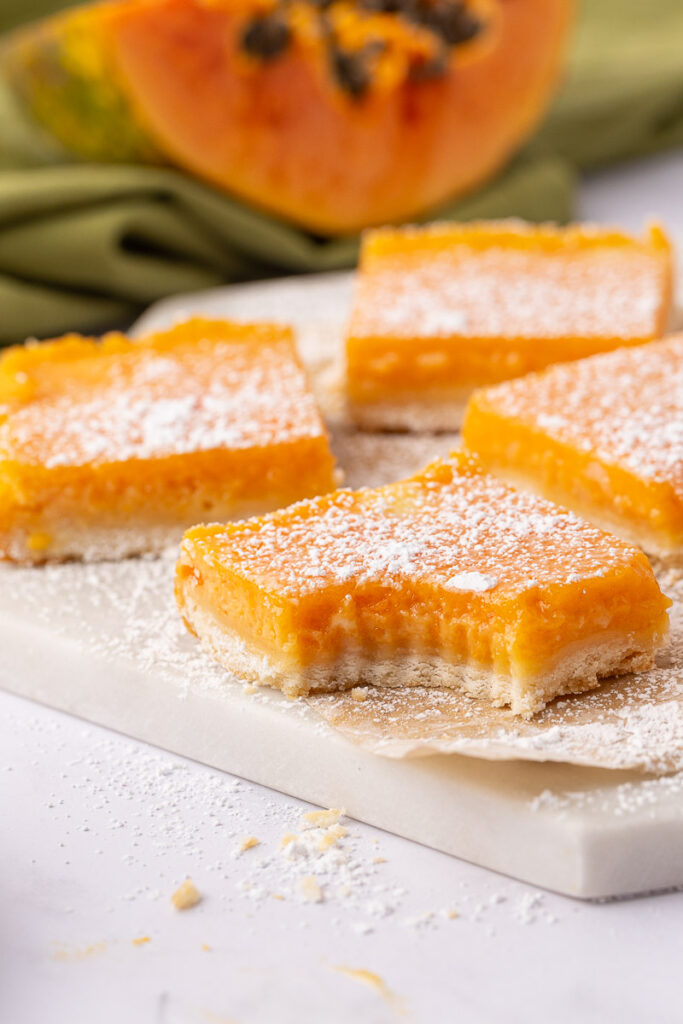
(0, 0, 682, 344)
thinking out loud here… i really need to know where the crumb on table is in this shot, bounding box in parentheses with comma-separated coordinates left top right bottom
(301, 807, 345, 830)
(300, 876, 324, 903)
(171, 879, 201, 910)
(317, 823, 348, 851)
(239, 835, 260, 853)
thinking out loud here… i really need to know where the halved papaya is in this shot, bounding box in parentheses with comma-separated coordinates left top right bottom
(3, 0, 574, 233)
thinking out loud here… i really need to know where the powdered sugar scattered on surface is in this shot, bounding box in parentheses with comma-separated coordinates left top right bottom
(0, 704, 404, 924)
(529, 770, 683, 820)
(475, 334, 683, 489)
(3, 698, 577, 949)
(328, 430, 453, 489)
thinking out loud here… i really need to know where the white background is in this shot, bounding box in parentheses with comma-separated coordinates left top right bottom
(2, 148, 683, 1024)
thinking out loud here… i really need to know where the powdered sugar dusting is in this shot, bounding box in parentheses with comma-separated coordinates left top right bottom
(445, 571, 498, 592)
(476, 334, 683, 491)
(351, 226, 667, 342)
(191, 456, 647, 598)
(2, 331, 326, 468)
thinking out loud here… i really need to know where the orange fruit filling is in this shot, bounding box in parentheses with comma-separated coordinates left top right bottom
(463, 334, 683, 564)
(345, 220, 672, 430)
(176, 451, 669, 715)
(0, 318, 338, 563)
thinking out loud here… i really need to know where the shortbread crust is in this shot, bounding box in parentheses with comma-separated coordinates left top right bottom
(179, 587, 656, 716)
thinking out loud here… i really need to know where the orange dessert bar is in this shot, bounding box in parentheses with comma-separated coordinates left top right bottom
(346, 220, 672, 430)
(175, 452, 669, 716)
(0, 318, 338, 563)
(463, 335, 683, 565)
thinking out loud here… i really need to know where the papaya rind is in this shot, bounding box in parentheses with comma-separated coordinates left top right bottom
(1, 4, 163, 165)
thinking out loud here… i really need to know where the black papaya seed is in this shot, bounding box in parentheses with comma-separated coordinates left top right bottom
(241, 15, 292, 60)
(418, 1, 482, 46)
(331, 48, 372, 98)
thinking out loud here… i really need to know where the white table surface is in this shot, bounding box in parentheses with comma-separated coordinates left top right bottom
(3, 147, 683, 1024)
